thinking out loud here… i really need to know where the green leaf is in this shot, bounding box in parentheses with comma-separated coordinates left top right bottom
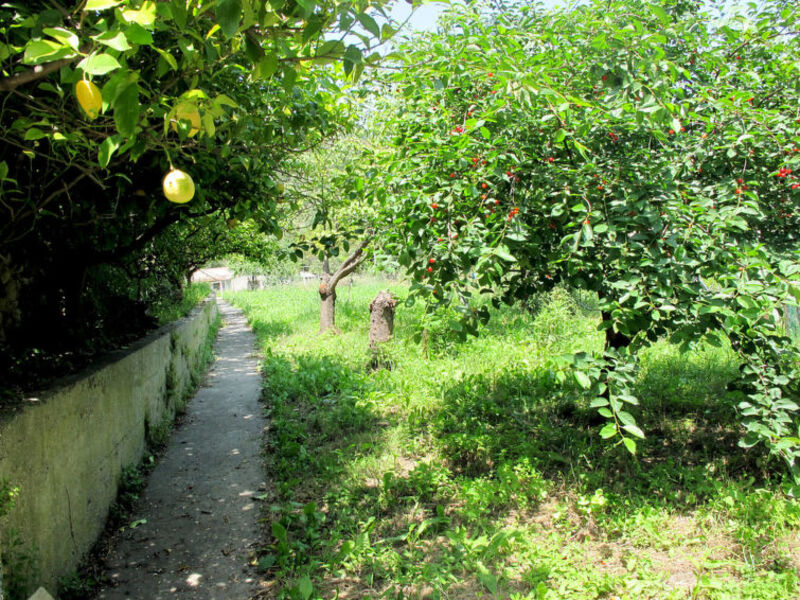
(0, 161, 8, 181)
(217, 0, 243, 39)
(492, 246, 515, 262)
(154, 47, 178, 71)
(256, 54, 278, 79)
(589, 397, 609, 408)
(93, 30, 132, 51)
(23, 40, 75, 65)
(357, 12, 381, 38)
(113, 82, 139, 137)
(79, 53, 122, 75)
(44, 27, 80, 51)
(600, 423, 617, 439)
(651, 5, 670, 26)
(122, 0, 157, 28)
(477, 569, 498, 594)
(201, 112, 216, 137)
(574, 370, 592, 390)
(214, 94, 238, 108)
(98, 135, 121, 168)
(316, 40, 345, 60)
(85, 0, 123, 10)
(622, 437, 637, 454)
(297, 575, 313, 600)
(24, 128, 48, 141)
(124, 23, 154, 45)
(622, 424, 645, 439)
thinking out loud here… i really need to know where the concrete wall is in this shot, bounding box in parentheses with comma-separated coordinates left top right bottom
(0, 298, 219, 595)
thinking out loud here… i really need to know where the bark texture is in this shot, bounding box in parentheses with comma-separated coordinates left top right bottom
(368, 290, 397, 370)
(369, 290, 396, 348)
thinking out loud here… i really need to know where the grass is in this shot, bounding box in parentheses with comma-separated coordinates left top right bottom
(228, 279, 800, 600)
(150, 282, 212, 325)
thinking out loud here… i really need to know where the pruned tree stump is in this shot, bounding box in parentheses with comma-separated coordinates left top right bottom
(368, 290, 397, 370)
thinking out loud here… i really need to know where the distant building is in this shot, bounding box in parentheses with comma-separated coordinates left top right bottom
(191, 267, 252, 292)
(299, 270, 317, 281)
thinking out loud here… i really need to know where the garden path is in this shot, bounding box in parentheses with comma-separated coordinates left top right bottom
(96, 301, 265, 599)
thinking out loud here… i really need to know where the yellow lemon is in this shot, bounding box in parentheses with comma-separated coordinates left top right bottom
(162, 169, 195, 204)
(170, 102, 201, 137)
(75, 80, 102, 120)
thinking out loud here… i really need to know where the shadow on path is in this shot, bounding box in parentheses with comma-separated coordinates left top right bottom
(96, 301, 266, 600)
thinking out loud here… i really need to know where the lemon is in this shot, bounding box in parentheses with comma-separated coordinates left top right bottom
(75, 80, 102, 120)
(170, 102, 201, 137)
(162, 169, 195, 204)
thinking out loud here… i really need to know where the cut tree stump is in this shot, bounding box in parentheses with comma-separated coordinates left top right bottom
(368, 290, 396, 370)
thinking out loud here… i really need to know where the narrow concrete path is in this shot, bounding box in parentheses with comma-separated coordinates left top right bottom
(97, 301, 265, 600)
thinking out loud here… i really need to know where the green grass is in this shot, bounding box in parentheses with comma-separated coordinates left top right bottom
(228, 280, 800, 600)
(150, 282, 212, 325)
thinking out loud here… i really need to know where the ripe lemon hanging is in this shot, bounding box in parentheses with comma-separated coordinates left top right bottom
(162, 169, 195, 204)
(170, 102, 201, 137)
(75, 80, 102, 120)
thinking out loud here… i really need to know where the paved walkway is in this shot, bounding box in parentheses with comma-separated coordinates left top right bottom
(97, 301, 265, 599)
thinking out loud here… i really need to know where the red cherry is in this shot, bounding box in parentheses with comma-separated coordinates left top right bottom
(548, 157, 554, 163)
(481, 182, 488, 189)
(680, 127, 686, 132)
(450, 173, 456, 178)
(601, 75, 608, 81)
(487, 72, 494, 77)
(427, 267, 433, 273)
(668, 129, 675, 135)
(432, 203, 438, 209)
(737, 178, 743, 184)
(429, 258, 435, 264)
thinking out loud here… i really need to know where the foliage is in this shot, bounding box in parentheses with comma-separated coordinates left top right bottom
(148, 282, 210, 325)
(229, 282, 800, 600)
(0, 0, 396, 388)
(374, 0, 800, 475)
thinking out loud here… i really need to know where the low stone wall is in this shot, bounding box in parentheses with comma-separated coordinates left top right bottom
(0, 297, 219, 595)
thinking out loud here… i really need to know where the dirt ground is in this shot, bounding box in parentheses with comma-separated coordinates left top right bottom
(96, 301, 266, 600)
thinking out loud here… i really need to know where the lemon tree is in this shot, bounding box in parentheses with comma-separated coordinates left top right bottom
(0, 0, 397, 386)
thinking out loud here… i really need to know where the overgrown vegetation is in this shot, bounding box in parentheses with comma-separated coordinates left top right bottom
(150, 282, 212, 326)
(229, 282, 800, 600)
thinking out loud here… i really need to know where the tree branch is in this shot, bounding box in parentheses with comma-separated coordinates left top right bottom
(329, 238, 369, 290)
(0, 57, 79, 92)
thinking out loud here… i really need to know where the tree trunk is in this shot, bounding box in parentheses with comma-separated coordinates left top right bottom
(319, 276, 337, 333)
(317, 240, 369, 335)
(369, 290, 396, 348)
(368, 290, 396, 370)
(597, 289, 631, 351)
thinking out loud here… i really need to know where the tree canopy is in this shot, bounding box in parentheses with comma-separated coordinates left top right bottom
(0, 0, 393, 389)
(373, 0, 800, 475)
